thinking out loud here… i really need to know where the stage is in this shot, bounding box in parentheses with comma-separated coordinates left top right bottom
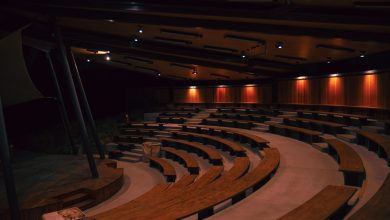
(0, 151, 123, 219)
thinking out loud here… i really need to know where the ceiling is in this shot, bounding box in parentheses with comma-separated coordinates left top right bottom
(1, 0, 390, 81)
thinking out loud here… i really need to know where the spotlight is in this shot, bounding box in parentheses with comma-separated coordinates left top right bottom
(86, 59, 91, 62)
(157, 73, 161, 77)
(326, 57, 331, 64)
(134, 37, 139, 42)
(276, 42, 283, 49)
(360, 51, 366, 58)
(138, 26, 143, 34)
(105, 56, 111, 61)
(241, 54, 246, 59)
(192, 69, 198, 75)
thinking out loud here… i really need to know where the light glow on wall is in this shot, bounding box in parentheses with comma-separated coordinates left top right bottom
(362, 74, 378, 107)
(241, 85, 258, 103)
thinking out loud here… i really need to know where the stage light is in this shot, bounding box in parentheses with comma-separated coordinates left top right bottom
(360, 51, 366, 58)
(297, 76, 307, 79)
(86, 59, 90, 62)
(138, 26, 143, 34)
(276, 42, 283, 49)
(105, 56, 111, 61)
(330, 73, 340, 77)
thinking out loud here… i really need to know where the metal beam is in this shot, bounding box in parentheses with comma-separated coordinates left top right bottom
(68, 48, 105, 159)
(0, 97, 20, 220)
(45, 52, 77, 155)
(54, 23, 99, 178)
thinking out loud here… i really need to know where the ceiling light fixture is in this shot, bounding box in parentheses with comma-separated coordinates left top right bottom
(297, 76, 307, 79)
(276, 42, 283, 49)
(326, 57, 331, 64)
(330, 73, 340, 77)
(86, 59, 91, 62)
(360, 51, 366, 58)
(192, 68, 198, 75)
(105, 56, 111, 61)
(138, 26, 143, 34)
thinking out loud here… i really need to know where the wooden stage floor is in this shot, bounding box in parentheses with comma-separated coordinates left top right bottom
(0, 151, 123, 219)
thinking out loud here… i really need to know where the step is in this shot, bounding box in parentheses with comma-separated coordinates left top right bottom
(312, 142, 328, 153)
(336, 134, 356, 143)
(154, 134, 172, 138)
(280, 111, 297, 116)
(62, 192, 91, 208)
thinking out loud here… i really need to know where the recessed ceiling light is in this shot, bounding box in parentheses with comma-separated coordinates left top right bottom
(107, 19, 115, 23)
(330, 73, 340, 77)
(297, 76, 307, 79)
(138, 26, 143, 34)
(326, 57, 331, 64)
(105, 56, 111, 61)
(86, 59, 90, 62)
(189, 86, 197, 89)
(157, 73, 161, 76)
(192, 69, 198, 75)
(276, 42, 283, 49)
(134, 37, 139, 42)
(360, 51, 366, 58)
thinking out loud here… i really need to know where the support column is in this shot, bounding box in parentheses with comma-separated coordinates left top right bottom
(67, 49, 105, 159)
(54, 25, 99, 178)
(0, 98, 20, 220)
(45, 52, 77, 155)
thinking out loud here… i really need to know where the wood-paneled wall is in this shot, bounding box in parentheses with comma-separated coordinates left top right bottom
(173, 85, 272, 104)
(278, 73, 390, 109)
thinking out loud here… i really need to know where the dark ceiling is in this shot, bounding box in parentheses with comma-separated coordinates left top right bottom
(1, 0, 390, 81)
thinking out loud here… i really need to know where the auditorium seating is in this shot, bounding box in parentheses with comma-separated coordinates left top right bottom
(266, 121, 322, 144)
(161, 147, 200, 174)
(324, 139, 365, 186)
(182, 124, 269, 148)
(296, 110, 368, 127)
(202, 118, 255, 129)
(281, 116, 346, 135)
(209, 112, 268, 123)
(146, 156, 177, 182)
(278, 185, 357, 220)
(160, 137, 224, 165)
(156, 116, 185, 124)
(159, 112, 194, 118)
(385, 121, 390, 135)
(356, 130, 390, 166)
(171, 131, 247, 156)
(217, 107, 280, 116)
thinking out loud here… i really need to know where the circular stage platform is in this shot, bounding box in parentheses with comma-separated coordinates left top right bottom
(0, 151, 123, 219)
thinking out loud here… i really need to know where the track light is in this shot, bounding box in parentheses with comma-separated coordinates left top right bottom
(138, 26, 143, 34)
(105, 56, 111, 61)
(276, 42, 283, 49)
(360, 51, 366, 58)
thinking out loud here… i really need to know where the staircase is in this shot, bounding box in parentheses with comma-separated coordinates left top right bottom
(54, 189, 95, 210)
(119, 144, 144, 163)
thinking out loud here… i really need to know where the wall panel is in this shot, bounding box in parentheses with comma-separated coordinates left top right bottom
(278, 73, 390, 109)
